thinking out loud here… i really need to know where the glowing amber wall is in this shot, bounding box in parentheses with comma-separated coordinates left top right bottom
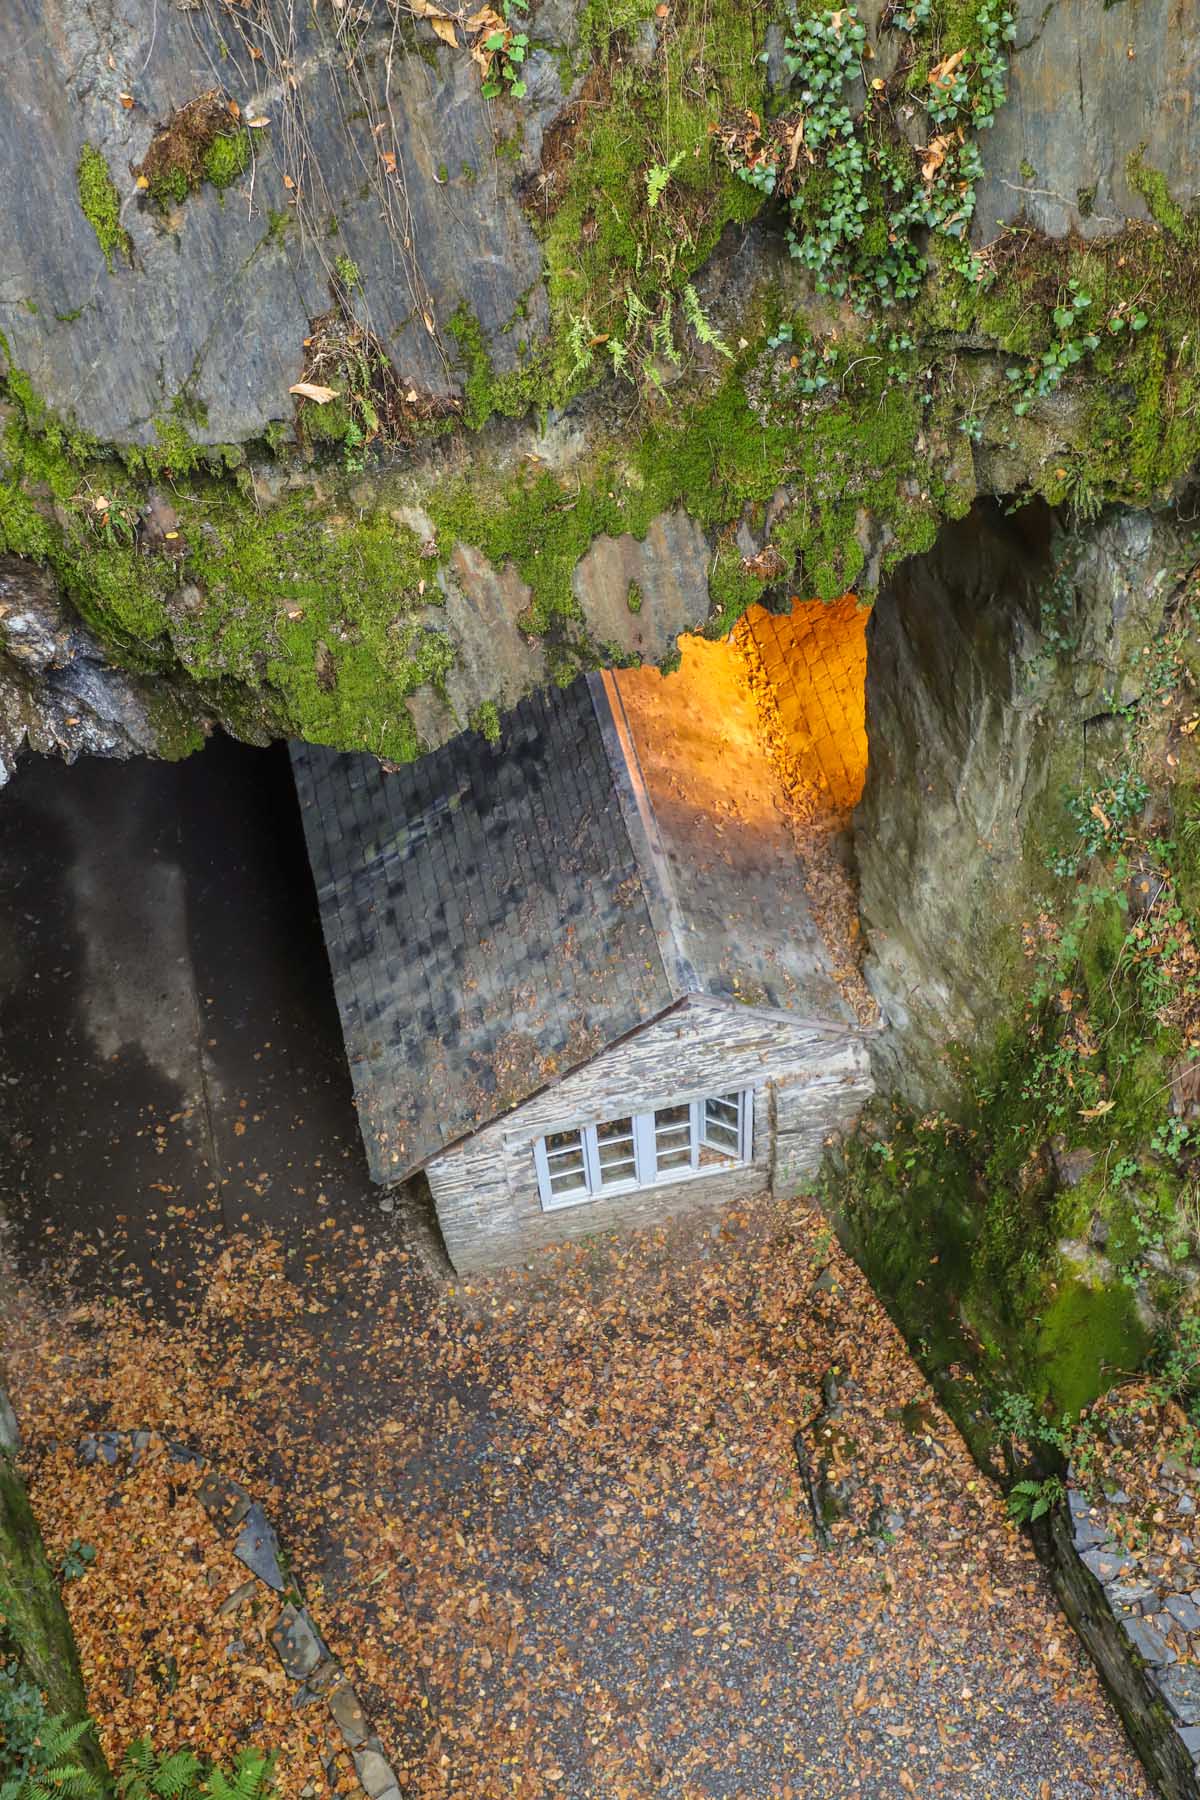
(736, 595, 869, 814)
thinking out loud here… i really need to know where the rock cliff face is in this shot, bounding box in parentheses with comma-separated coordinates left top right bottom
(2, 0, 1199, 778)
(857, 498, 1196, 1100)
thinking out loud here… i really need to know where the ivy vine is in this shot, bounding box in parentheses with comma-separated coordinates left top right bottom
(720, 1, 1017, 309)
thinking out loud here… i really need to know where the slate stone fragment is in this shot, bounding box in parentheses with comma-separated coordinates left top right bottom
(328, 1681, 371, 1749)
(1165, 1594, 1200, 1633)
(1072, 1516, 1109, 1551)
(1121, 1616, 1176, 1665)
(1107, 1578, 1157, 1609)
(1158, 1663, 1200, 1725)
(197, 1469, 253, 1535)
(303, 1658, 342, 1699)
(1081, 1545, 1133, 1583)
(233, 1503, 285, 1591)
(218, 1580, 259, 1618)
(353, 1747, 399, 1799)
(166, 1440, 204, 1465)
(271, 1604, 327, 1680)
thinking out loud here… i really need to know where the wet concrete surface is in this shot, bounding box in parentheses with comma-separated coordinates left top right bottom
(0, 737, 378, 1303)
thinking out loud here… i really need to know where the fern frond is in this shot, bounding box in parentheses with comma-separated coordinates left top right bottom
(566, 315, 596, 381)
(650, 301, 681, 368)
(32, 1717, 91, 1762)
(206, 1749, 275, 1800)
(118, 1743, 200, 1800)
(47, 1767, 103, 1800)
(152, 1749, 202, 1799)
(681, 283, 732, 359)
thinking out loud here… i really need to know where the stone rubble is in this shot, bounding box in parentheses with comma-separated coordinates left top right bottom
(77, 1429, 397, 1800)
(1066, 1461, 1200, 1790)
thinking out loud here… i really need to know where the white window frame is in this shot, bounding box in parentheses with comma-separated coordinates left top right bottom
(532, 1089, 753, 1212)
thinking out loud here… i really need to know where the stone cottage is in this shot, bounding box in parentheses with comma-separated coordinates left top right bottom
(293, 638, 875, 1272)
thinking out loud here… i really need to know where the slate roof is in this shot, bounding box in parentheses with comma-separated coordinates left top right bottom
(292, 679, 676, 1184)
(293, 670, 856, 1186)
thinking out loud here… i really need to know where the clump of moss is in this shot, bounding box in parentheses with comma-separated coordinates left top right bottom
(202, 126, 252, 190)
(76, 144, 130, 273)
(1127, 151, 1190, 242)
(136, 92, 256, 210)
(471, 699, 501, 743)
(535, 0, 768, 395)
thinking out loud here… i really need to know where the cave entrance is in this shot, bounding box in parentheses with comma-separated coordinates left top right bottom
(608, 590, 874, 1025)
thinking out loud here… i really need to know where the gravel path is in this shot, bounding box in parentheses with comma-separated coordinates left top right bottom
(4, 1194, 1153, 1800)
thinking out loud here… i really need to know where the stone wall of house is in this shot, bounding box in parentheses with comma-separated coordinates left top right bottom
(427, 997, 873, 1272)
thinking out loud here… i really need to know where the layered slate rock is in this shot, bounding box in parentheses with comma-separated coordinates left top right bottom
(1043, 1458, 1200, 1800)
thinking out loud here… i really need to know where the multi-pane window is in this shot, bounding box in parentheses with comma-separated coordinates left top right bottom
(533, 1090, 752, 1212)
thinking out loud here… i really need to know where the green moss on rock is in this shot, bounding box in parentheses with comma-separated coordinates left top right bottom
(76, 145, 130, 274)
(0, 1447, 109, 1787)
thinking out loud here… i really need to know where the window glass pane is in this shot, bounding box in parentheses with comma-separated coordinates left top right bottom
(596, 1116, 636, 1186)
(544, 1126, 587, 1197)
(655, 1103, 693, 1172)
(549, 1164, 588, 1195)
(703, 1092, 741, 1156)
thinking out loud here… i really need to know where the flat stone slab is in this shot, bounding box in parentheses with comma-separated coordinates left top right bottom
(198, 1470, 253, 1535)
(1121, 1616, 1176, 1666)
(217, 1580, 259, 1619)
(329, 1681, 371, 1750)
(166, 1440, 204, 1465)
(353, 1748, 399, 1799)
(1107, 1578, 1158, 1609)
(1072, 1516, 1110, 1552)
(271, 1604, 327, 1680)
(1157, 1662, 1200, 1726)
(233, 1504, 286, 1592)
(1081, 1546, 1134, 1584)
(1165, 1593, 1200, 1633)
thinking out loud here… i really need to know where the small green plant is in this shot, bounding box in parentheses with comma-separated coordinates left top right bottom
(471, 700, 501, 744)
(646, 152, 686, 209)
(119, 1740, 276, 1800)
(200, 128, 251, 191)
(76, 145, 130, 274)
(333, 255, 362, 292)
(725, 2, 1014, 309)
(1005, 281, 1100, 415)
(1006, 1473, 1066, 1523)
(58, 1539, 96, 1583)
(567, 282, 728, 392)
(479, 0, 530, 100)
(1048, 769, 1150, 878)
(0, 1714, 101, 1800)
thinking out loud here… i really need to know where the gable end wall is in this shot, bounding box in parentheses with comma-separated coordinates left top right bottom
(426, 998, 874, 1272)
